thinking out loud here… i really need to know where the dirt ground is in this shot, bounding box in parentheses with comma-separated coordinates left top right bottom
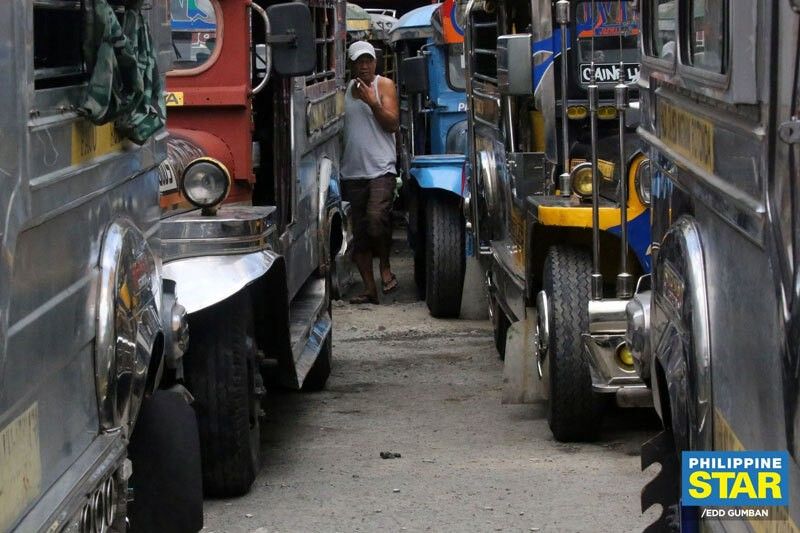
(202, 236, 662, 533)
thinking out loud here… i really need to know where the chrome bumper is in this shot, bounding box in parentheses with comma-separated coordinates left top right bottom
(161, 205, 281, 314)
(583, 298, 651, 407)
(161, 205, 276, 262)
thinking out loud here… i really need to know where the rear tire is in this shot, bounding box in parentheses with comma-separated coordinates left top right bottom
(128, 391, 203, 533)
(542, 245, 603, 441)
(184, 289, 261, 497)
(424, 193, 465, 318)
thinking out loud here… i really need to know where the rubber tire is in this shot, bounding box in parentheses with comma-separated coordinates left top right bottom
(490, 293, 510, 360)
(410, 193, 426, 299)
(424, 193, 465, 318)
(184, 289, 260, 497)
(542, 245, 603, 441)
(128, 391, 203, 533)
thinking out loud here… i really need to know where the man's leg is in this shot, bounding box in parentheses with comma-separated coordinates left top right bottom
(342, 180, 378, 301)
(367, 175, 396, 288)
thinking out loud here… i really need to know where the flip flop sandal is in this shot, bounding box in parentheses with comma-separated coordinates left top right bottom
(382, 274, 398, 295)
(349, 293, 379, 305)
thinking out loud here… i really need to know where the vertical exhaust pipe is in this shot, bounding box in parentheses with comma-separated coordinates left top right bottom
(615, 79, 633, 299)
(556, 0, 571, 196)
(589, 81, 602, 300)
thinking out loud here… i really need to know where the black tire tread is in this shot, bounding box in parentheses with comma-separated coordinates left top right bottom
(184, 290, 259, 497)
(543, 245, 601, 441)
(425, 194, 465, 318)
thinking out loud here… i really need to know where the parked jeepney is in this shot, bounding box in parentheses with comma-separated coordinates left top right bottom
(392, 1, 469, 318)
(369, 9, 399, 79)
(0, 0, 202, 531)
(628, 0, 800, 529)
(160, 0, 347, 497)
(463, 0, 650, 441)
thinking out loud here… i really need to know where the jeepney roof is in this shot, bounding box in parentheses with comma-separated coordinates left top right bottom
(347, 3, 373, 33)
(390, 3, 439, 42)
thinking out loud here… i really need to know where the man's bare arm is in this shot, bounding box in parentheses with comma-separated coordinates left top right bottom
(356, 76, 399, 133)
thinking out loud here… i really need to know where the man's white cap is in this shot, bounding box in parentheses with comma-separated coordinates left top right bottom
(348, 41, 376, 61)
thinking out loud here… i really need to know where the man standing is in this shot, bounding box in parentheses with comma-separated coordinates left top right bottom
(341, 41, 400, 304)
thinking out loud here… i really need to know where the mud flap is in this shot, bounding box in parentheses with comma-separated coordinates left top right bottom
(459, 240, 489, 320)
(641, 430, 681, 533)
(128, 390, 203, 533)
(502, 315, 545, 404)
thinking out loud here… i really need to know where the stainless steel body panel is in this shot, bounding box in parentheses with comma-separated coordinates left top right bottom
(635, 0, 800, 526)
(164, 251, 282, 315)
(0, 1, 170, 530)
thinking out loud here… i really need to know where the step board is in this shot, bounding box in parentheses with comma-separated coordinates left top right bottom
(285, 277, 330, 388)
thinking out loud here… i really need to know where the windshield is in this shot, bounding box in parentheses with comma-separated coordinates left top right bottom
(170, 0, 219, 71)
(575, 1, 640, 83)
(447, 43, 466, 91)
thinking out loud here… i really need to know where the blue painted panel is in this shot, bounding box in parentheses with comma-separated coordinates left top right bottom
(605, 209, 652, 272)
(409, 155, 465, 196)
(426, 45, 467, 154)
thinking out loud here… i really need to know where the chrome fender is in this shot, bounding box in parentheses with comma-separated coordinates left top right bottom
(651, 216, 712, 451)
(163, 251, 281, 315)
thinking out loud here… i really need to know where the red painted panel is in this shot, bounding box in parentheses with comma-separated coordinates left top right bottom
(167, 0, 254, 185)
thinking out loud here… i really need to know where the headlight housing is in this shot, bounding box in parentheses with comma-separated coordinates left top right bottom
(635, 158, 652, 206)
(181, 157, 231, 210)
(570, 162, 594, 199)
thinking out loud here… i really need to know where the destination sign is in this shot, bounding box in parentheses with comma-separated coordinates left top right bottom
(579, 63, 640, 84)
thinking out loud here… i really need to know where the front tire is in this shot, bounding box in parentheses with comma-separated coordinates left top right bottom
(542, 245, 602, 441)
(424, 193, 465, 318)
(184, 289, 261, 497)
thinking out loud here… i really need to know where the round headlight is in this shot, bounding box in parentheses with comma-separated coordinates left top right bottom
(570, 162, 594, 199)
(635, 158, 652, 206)
(181, 157, 231, 209)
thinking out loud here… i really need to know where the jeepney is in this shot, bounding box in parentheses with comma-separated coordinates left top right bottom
(0, 0, 202, 531)
(392, 1, 469, 317)
(463, 0, 651, 441)
(160, 0, 348, 497)
(627, 0, 800, 529)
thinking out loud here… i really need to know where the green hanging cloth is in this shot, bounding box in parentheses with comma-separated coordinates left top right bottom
(79, 0, 165, 145)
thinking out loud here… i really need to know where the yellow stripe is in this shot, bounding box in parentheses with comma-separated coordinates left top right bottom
(713, 409, 800, 533)
(537, 155, 647, 229)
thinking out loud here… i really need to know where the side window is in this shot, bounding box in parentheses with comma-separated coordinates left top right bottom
(34, 0, 88, 89)
(645, 0, 677, 61)
(683, 0, 727, 73)
(170, 0, 219, 71)
(305, 6, 336, 87)
(471, 9, 498, 85)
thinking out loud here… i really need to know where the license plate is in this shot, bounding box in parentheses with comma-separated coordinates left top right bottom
(71, 121, 125, 166)
(0, 404, 41, 532)
(657, 100, 715, 173)
(579, 63, 640, 84)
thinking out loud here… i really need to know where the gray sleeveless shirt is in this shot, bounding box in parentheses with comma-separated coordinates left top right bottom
(341, 76, 396, 180)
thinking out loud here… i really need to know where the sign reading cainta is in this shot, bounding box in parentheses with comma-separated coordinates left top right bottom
(682, 451, 788, 507)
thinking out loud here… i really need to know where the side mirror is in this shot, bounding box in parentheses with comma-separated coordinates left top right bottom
(266, 3, 316, 76)
(497, 34, 533, 96)
(401, 56, 428, 94)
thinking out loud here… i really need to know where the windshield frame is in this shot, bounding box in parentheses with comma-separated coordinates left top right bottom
(168, 0, 224, 77)
(445, 42, 466, 92)
(573, 1, 640, 87)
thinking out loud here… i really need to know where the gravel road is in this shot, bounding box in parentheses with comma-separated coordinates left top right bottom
(202, 238, 661, 533)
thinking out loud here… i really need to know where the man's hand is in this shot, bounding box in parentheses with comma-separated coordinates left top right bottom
(354, 77, 380, 108)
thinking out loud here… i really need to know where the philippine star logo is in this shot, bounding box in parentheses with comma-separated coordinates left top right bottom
(682, 451, 788, 519)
